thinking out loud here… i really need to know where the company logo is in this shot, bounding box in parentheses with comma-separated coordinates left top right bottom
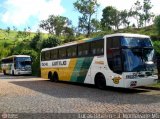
(112, 77, 121, 84)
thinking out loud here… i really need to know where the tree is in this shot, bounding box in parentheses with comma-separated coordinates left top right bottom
(30, 31, 42, 51)
(41, 36, 61, 49)
(130, 0, 143, 28)
(154, 15, 160, 35)
(73, 0, 99, 37)
(6, 27, 10, 36)
(143, 0, 154, 26)
(120, 10, 130, 28)
(13, 26, 17, 31)
(63, 27, 75, 43)
(40, 15, 72, 36)
(101, 6, 121, 30)
(90, 19, 101, 32)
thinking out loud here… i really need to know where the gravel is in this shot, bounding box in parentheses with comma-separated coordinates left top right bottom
(0, 73, 160, 114)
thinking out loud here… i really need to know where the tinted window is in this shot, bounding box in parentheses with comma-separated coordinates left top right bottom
(50, 49, 58, 60)
(107, 37, 122, 74)
(1, 58, 13, 63)
(59, 48, 66, 59)
(45, 51, 50, 60)
(91, 39, 104, 55)
(107, 37, 120, 49)
(121, 37, 152, 47)
(67, 45, 77, 58)
(41, 52, 45, 61)
(78, 43, 90, 57)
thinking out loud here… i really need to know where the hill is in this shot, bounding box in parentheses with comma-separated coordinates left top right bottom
(0, 26, 160, 76)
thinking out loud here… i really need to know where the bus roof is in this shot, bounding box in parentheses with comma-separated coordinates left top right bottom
(104, 33, 150, 38)
(42, 36, 103, 52)
(1, 55, 31, 60)
(42, 33, 150, 52)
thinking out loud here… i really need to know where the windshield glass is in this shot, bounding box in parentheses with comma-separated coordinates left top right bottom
(15, 57, 31, 69)
(122, 49, 156, 72)
(121, 37, 152, 47)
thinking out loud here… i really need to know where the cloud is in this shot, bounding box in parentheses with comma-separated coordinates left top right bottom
(1, 0, 65, 27)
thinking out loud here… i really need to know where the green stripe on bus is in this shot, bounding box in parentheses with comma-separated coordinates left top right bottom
(70, 57, 93, 83)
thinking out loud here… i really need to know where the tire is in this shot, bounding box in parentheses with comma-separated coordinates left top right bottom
(48, 72, 53, 82)
(12, 70, 14, 76)
(95, 74, 106, 89)
(3, 70, 6, 75)
(53, 72, 59, 82)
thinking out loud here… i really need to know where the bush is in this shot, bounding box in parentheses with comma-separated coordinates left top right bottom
(154, 15, 160, 35)
(41, 36, 61, 49)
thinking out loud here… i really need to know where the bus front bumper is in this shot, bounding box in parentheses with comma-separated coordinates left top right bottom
(15, 70, 32, 75)
(124, 75, 158, 88)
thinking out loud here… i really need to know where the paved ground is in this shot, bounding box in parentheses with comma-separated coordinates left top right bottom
(0, 73, 160, 115)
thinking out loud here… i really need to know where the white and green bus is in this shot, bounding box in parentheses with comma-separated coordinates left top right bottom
(41, 33, 158, 89)
(1, 55, 32, 75)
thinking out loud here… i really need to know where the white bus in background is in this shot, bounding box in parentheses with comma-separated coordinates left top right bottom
(41, 33, 158, 89)
(1, 55, 32, 75)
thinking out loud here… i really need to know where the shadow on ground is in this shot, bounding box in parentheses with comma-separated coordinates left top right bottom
(0, 74, 37, 80)
(9, 79, 160, 105)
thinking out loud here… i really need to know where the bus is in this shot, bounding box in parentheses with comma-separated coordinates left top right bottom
(41, 33, 158, 89)
(1, 55, 32, 75)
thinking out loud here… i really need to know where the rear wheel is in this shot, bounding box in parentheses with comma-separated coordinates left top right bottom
(53, 72, 59, 82)
(95, 74, 106, 89)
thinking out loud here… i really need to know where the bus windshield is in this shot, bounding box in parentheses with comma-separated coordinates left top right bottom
(121, 37, 152, 47)
(15, 57, 31, 69)
(121, 37, 156, 72)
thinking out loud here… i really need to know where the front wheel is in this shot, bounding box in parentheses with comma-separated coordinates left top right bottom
(95, 74, 106, 89)
(12, 70, 14, 76)
(48, 72, 54, 82)
(3, 70, 6, 75)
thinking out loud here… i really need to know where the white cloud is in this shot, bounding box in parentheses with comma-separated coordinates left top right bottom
(1, 0, 65, 27)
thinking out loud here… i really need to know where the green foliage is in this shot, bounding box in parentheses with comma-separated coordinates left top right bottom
(130, 0, 142, 28)
(32, 53, 41, 76)
(41, 36, 61, 49)
(154, 15, 160, 35)
(130, 0, 154, 28)
(30, 32, 42, 51)
(90, 19, 101, 32)
(101, 6, 121, 30)
(73, 0, 99, 37)
(120, 10, 130, 28)
(153, 41, 160, 54)
(40, 15, 73, 36)
(143, 0, 154, 26)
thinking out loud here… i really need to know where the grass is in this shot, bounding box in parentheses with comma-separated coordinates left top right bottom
(152, 82, 160, 88)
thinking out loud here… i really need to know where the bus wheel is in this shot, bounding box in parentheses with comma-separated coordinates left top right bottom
(48, 72, 53, 82)
(95, 73, 106, 89)
(3, 70, 6, 75)
(53, 72, 59, 82)
(12, 70, 14, 76)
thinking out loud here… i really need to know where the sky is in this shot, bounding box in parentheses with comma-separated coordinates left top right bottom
(0, 0, 159, 32)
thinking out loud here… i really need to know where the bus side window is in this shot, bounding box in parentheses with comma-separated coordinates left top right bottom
(50, 50, 54, 60)
(54, 49, 58, 59)
(91, 39, 104, 56)
(78, 43, 90, 57)
(45, 51, 51, 61)
(59, 48, 66, 59)
(67, 45, 77, 58)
